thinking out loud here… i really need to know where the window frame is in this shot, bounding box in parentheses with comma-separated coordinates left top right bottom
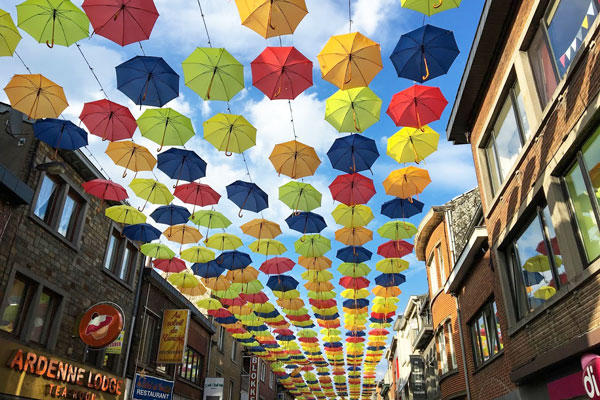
(217, 325, 225, 352)
(427, 251, 439, 295)
(138, 310, 159, 366)
(177, 346, 204, 386)
(445, 320, 457, 370)
(260, 360, 266, 382)
(469, 300, 504, 368)
(231, 338, 238, 362)
(102, 225, 140, 286)
(436, 327, 448, 375)
(435, 244, 446, 285)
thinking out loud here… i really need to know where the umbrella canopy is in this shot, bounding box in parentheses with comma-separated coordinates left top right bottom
(372, 286, 402, 297)
(203, 113, 257, 156)
(182, 47, 244, 101)
(381, 198, 424, 219)
(79, 99, 136, 142)
(279, 181, 322, 213)
(376, 258, 410, 274)
(141, 243, 175, 259)
(251, 46, 312, 100)
(329, 173, 375, 206)
(180, 246, 215, 263)
(82, 179, 128, 204)
(190, 210, 231, 229)
(285, 212, 326, 234)
(129, 178, 173, 211)
(240, 218, 282, 240)
(302, 270, 334, 283)
(33, 119, 87, 155)
(4, 74, 68, 119)
(295, 235, 331, 258)
(150, 204, 191, 226)
(226, 266, 260, 283)
(226, 180, 269, 217)
(168, 271, 200, 289)
(205, 233, 243, 252)
(325, 87, 381, 133)
(377, 221, 418, 240)
(153, 257, 186, 274)
(401, 0, 461, 16)
(387, 84, 447, 128)
(336, 246, 372, 263)
(215, 250, 252, 270)
(123, 223, 161, 242)
(116, 56, 179, 107)
(331, 204, 374, 228)
(383, 166, 432, 198)
(337, 262, 371, 277)
(235, 0, 308, 38)
(105, 141, 156, 178)
(192, 260, 224, 278)
(374, 273, 406, 287)
(298, 256, 332, 271)
(335, 227, 372, 246)
(203, 276, 232, 291)
(523, 255, 560, 273)
(317, 32, 382, 90)
(387, 125, 440, 164)
(137, 108, 195, 152)
(249, 239, 287, 255)
(269, 140, 321, 179)
(163, 225, 203, 245)
(197, 298, 223, 311)
(327, 134, 379, 174)
(157, 148, 207, 186)
(0, 9, 21, 56)
(391, 24, 459, 82)
(267, 275, 299, 292)
(105, 205, 146, 224)
(174, 183, 221, 207)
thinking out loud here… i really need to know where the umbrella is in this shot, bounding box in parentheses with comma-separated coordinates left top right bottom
(203, 113, 256, 156)
(235, 0, 308, 38)
(137, 108, 195, 152)
(189, 210, 231, 239)
(523, 255, 561, 273)
(216, 251, 253, 270)
(343, 299, 369, 309)
(226, 181, 269, 217)
(279, 181, 322, 213)
(192, 260, 225, 278)
(372, 286, 401, 297)
(267, 275, 299, 292)
(325, 87, 381, 133)
(383, 167, 431, 198)
(153, 257, 186, 274)
(205, 233, 243, 251)
(182, 47, 244, 101)
(295, 235, 331, 258)
(536, 236, 561, 256)
(163, 225, 203, 247)
(180, 246, 215, 263)
(285, 212, 326, 234)
(0, 9, 21, 56)
(4, 74, 68, 119)
(269, 140, 321, 179)
(374, 273, 406, 287)
(105, 141, 156, 178)
(378, 240, 414, 258)
(17, 0, 88, 48)
(157, 148, 207, 187)
(340, 288, 368, 299)
(249, 239, 287, 255)
(79, 99, 137, 142)
(381, 198, 424, 219)
(203, 276, 232, 291)
(174, 182, 221, 210)
(335, 227, 372, 246)
(317, 32, 382, 90)
(376, 258, 409, 273)
(197, 298, 223, 310)
(533, 285, 557, 300)
(129, 178, 173, 211)
(33, 119, 88, 157)
(232, 280, 264, 295)
(401, 0, 461, 16)
(105, 205, 146, 225)
(251, 46, 312, 100)
(227, 266, 260, 283)
(298, 256, 332, 271)
(150, 204, 191, 226)
(123, 223, 161, 242)
(141, 243, 175, 259)
(116, 56, 179, 107)
(260, 257, 295, 274)
(278, 298, 304, 310)
(168, 271, 200, 290)
(240, 218, 282, 240)
(304, 281, 334, 292)
(242, 292, 269, 304)
(331, 204, 374, 227)
(377, 221, 417, 240)
(214, 286, 242, 299)
(329, 174, 375, 206)
(387, 85, 447, 128)
(387, 126, 440, 164)
(391, 24, 459, 82)
(337, 263, 371, 277)
(336, 246, 372, 263)
(82, 179, 128, 209)
(327, 134, 379, 174)
(302, 270, 333, 282)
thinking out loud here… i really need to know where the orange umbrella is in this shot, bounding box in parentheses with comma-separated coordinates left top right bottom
(226, 266, 260, 283)
(163, 225, 204, 251)
(4, 74, 68, 119)
(269, 140, 320, 179)
(335, 227, 373, 246)
(372, 285, 402, 297)
(235, 0, 308, 38)
(202, 276, 231, 291)
(304, 281, 334, 292)
(298, 256, 332, 271)
(105, 141, 156, 178)
(278, 298, 305, 310)
(383, 166, 431, 198)
(240, 218, 282, 239)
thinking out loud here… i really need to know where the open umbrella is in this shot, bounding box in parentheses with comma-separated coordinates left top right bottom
(123, 223, 161, 242)
(335, 227, 372, 246)
(269, 140, 321, 179)
(153, 257, 186, 274)
(240, 218, 282, 240)
(235, 0, 308, 38)
(181, 246, 215, 263)
(141, 243, 175, 259)
(105, 140, 156, 178)
(285, 212, 326, 234)
(317, 32, 382, 90)
(226, 180, 268, 217)
(303, 270, 333, 283)
(377, 221, 418, 240)
(384, 166, 432, 199)
(150, 204, 191, 226)
(215, 250, 252, 270)
(174, 183, 221, 211)
(387, 85, 447, 128)
(251, 46, 312, 100)
(375, 273, 406, 287)
(336, 246, 372, 263)
(192, 260, 224, 278)
(329, 173, 375, 206)
(298, 256, 332, 271)
(163, 225, 203, 248)
(137, 108, 195, 152)
(205, 233, 243, 252)
(327, 134, 379, 174)
(377, 240, 414, 258)
(0, 9, 21, 56)
(260, 257, 295, 275)
(4, 74, 68, 119)
(33, 119, 87, 158)
(337, 263, 371, 277)
(105, 205, 146, 225)
(182, 47, 244, 101)
(129, 178, 173, 211)
(325, 87, 381, 133)
(249, 239, 287, 255)
(381, 198, 424, 219)
(79, 99, 136, 142)
(203, 113, 256, 156)
(376, 259, 409, 274)
(168, 270, 201, 291)
(387, 125, 439, 164)
(116, 56, 179, 107)
(157, 148, 207, 187)
(203, 276, 232, 291)
(523, 255, 561, 273)
(401, 0, 461, 16)
(82, 179, 128, 209)
(294, 235, 331, 258)
(189, 210, 231, 239)
(279, 181, 322, 212)
(267, 275, 299, 292)
(372, 285, 401, 297)
(331, 204, 374, 228)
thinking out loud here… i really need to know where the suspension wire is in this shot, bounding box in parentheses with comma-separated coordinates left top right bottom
(196, 0, 213, 48)
(14, 51, 31, 73)
(138, 41, 146, 56)
(75, 43, 110, 100)
(288, 100, 298, 141)
(349, 0, 353, 33)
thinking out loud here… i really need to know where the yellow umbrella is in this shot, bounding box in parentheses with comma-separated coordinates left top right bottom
(301, 270, 334, 282)
(269, 140, 321, 179)
(372, 286, 401, 297)
(401, 0, 461, 16)
(372, 303, 397, 313)
(252, 303, 276, 313)
(297, 256, 332, 271)
(373, 296, 400, 305)
(163, 225, 204, 246)
(179, 281, 207, 297)
(343, 307, 368, 314)
(129, 178, 174, 211)
(331, 204, 374, 227)
(383, 166, 431, 198)
(105, 141, 156, 178)
(335, 227, 373, 246)
(197, 298, 222, 310)
(181, 246, 215, 263)
(0, 9, 21, 56)
(202, 276, 231, 291)
(168, 271, 200, 289)
(249, 239, 287, 255)
(231, 305, 254, 316)
(205, 233, 243, 251)
(273, 289, 301, 299)
(340, 288, 369, 299)
(226, 266, 260, 283)
(317, 32, 382, 90)
(277, 298, 305, 310)
(235, 0, 308, 38)
(377, 221, 418, 240)
(387, 125, 439, 164)
(105, 205, 146, 225)
(240, 218, 282, 239)
(203, 113, 256, 156)
(4, 74, 68, 119)
(376, 258, 409, 273)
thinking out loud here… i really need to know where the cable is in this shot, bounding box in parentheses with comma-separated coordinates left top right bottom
(14, 51, 31, 74)
(288, 100, 298, 141)
(75, 43, 110, 100)
(138, 41, 146, 56)
(196, 0, 213, 48)
(349, 0, 353, 33)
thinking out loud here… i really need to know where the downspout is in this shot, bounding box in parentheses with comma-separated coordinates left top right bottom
(122, 257, 147, 377)
(454, 295, 471, 400)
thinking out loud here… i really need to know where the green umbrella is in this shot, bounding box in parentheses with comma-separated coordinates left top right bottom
(190, 210, 232, 229)
(232, 280, 264, 295)
(205, 233, 243, 251)
(297, 329, 318, 338)
(401, 0, 461, 16)
(137, 108, 195, 152)
(129, 178, 174, 211)
(180, 246, 215, 263)
(141, 243, 175, 259)
(306, 290, 336, 300)
(279, 181, 322, 212)
(17, 0, 89, 48)
(337, 262, 371, 277)
(249, 239, 287, 255)
(376, 258, 409, 273)
(213, 286, 242, 299)
(283, 307, 309, 316)
(105, 205, 146, 225)
(0, 9, 21, 56)
(294, 235, 331, 258)
(301, 270, 334, 282)
(325, 87, 381, 133)
(331, 204, 374, 228)
(377, 221, 417, 240)
(182, 47, 244, 101)
(523, 255, 561, 273)
(203, 113, 256, 156)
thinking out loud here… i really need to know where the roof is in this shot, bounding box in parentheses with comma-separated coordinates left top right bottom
(445, 226, 488, 294)
(414, 207, 445, 261)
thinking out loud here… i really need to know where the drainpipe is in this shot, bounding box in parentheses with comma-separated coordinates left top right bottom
(454, 295, 471, 400)
(122, 257, 147, 377)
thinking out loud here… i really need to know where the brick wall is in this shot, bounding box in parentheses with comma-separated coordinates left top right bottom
(208, 325, 244, 400)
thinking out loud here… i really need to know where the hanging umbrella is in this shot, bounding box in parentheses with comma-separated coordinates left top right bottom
(336, 246, 372, 263)
(269, 140, 321, 179)
(325, 87, 381, 133)
(372, 285, 401, 297)
(335, 227, 372, 246)
(105, 205, 146, 224)
(226, 180, 269, 217)
(304, 281, 334, 292)
(137, 108, 195, 151)
(249, 239, 287, 255)
(182, 47, 244, 101)
(376, 258, 409, 274)
(123, 223, 161, 242)
(267, 275, 299, 292)
(298, 256, 332, 271)
(215, 251, 253, 270)
(340, 288, 369, 299)
(4, 74, 68, 119)
(387, 126, 439, 164)
(153, 257, 186, 274)
(163, 225, 203, 247)
(285, 212, 326, 234)
(129, 178, 173, 211)
(168, 270, 200, 289)
(278, 298, 305, 310)
(79, 99, 137, 142)
(383, 166, 431, 198)
(235, 0, 308, 38)
(174, 182, 221, 209)
(391, 24, 459, 82)
(523, 255, 560, 273)
(0, 9, 21, 56)
(232, 280, 264, 295)
(327, 134, 379, 174)
(203, 276, 232, 291)
(387, 85, 447, 128)
(189, 210, 231, 240)
(105, 141, 156, 178)
(240, 218, 282, 240)
(401, 0, 461, 16)
(260, 257, 295, 274)
(82, 179, 128, 209)
(533, 285, 556, 300)
(226, 266, 260, 283)
(331, 204, 374, 228)
(33, 119, 87, 158)
(141, 243, 175, 259)
(294, 235, 331, 258)
(192, 260, 225, 278)
(242, 291, 269, 304)
(279, 181, 322, 212)
(337, 263, 370, 277)
(157, 148, 207, 187)
(180, 246, 215, 263)
(251, 46, 312, 100)
(205, 233, 243, 252)
(197, 298, 223, 311)
(302, 270, 333, 283)
(203, 113, 257, 156)
(116, 56, 179, 107)
(329, 173, 375, 206)
(377, 221, 418, 240)
(317, 32, 382, 90)
(381, 198, 424, 219)
(374, 273, 406, 287)
(150, 204, 191, 226)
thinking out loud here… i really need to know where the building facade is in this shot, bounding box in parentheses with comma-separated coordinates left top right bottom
(207, 322, 245, 400)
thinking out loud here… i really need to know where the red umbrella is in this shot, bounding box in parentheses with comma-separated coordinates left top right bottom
(209, 308, 234, 318)
(241, 291, 269, 304)
(260, 257, 295, 274)
(536, 237, 561, 256)
(386, 84, 447, 128)
(174, 183, 221, 209)
(82, 0, 159, 46)
(309, 299, 337, 308)
(269, 320, 290, 327)
(82, 179, 128, 206)
(287, 314, 311, 322)
(79, 99, 137, 142)
(368, 329, 389, 336)
(227, 328, 247, 334)
(346, 337, 365, 343)
(152, 257, 186, 274)
(251, 46, 313, 100)
(301, 366, 314, 371)
(377, 240, 414, 258)
(221, 297, 247, 307)
(298, 337, 318, 343)
(371, 312, 395, 319)
(273, 328, 294, 336)
(328, 173, 376, 206)
(339, 276, 370, 290)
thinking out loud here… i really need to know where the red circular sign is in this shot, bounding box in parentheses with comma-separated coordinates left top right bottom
(78, 303, 124, 349)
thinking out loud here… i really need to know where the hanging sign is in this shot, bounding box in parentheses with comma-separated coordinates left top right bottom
(105, 331, 125, 355)
(132, 374, 173, 400)
(156, 309, 190, 364)
(249, 356, 260, 400)
(79, 303, 124, 349)
(203, 378, 225, 400)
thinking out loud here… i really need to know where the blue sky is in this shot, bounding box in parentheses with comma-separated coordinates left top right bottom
(0, 0, 485, 381)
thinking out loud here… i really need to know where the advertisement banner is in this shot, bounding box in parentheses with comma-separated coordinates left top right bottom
(132, 374, 173, 400)
(249, 356, 259, 400)
(203, 378, 225, 400)
(157, 309, 190, 364)
(106, 331, 124, 355)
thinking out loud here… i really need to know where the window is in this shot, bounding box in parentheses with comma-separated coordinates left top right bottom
(435, 245, 446, 284)
(138, 313, 157, 365)
(506, 204, 566, 318)
(484, 81, 531, 195)
(261, 360, 266, 382)
(178, 347, 204, 385)
(228, 380, 234, 400)
(445, 320, 457, 370)
(428, 252, 439, 294)
(103, 227, 139, 284)
(564, 128, 600, 262)
(436, 328, 448, 374)
(269, 371, 275, 389)
(217, 325, 225, 352)
(231, 338, 238, 362)
(529, 0, 600, 107)
(470, 301, 504, 366)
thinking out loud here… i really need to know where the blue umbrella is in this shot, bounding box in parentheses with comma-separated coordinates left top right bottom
(327, 134, 379, 174)
(314, 313, 339, 320)
(381, 198, 424, 219)
(374, 273, 406, 287)
(247, 346, 266, 353)
(276, 334, 296, 341)
(157, 148, 207, 186)
(370, 317, 393, 323)
(336, 246, 372, 263)
(34, 119, 88, 157)
(226, 180, 268, 217)
(246, 325, 268, 332)
(150, 204, 191, 225)
(285, 212, 326, 234)
(522, 271, 544, 287)
(390, 24, 460, 83)
(122, 223, 161, 242)
(267, 275, 299, 292)
(255, 310, 280, 318)
(192, 260, 225, 278)
(345, 331, 366, 337)
(237, 338, 257, 343)
(343, 299, 369, 309)
(263, 343, 280, 348)
(216, 250, 252, 270)
(324, 342, 342, 348)
(215, 316, 238, 324)
(348, 366, 361, 371)
(116, 56, 179, 107)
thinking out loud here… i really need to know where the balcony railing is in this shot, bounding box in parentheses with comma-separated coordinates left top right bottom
(412, 314, 433, 351)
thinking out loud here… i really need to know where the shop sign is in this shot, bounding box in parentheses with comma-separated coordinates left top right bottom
(105, 331, 124, 355)
(583, 354, 600, 399)
(156, 309, 190, 364)
(203, 377, 224, 400)
(409, 355, 426, 400)
(0, 337, 124, 400)
(249, 356, 259, 400)
(79, 303, 124, 349)
(132, 374, 173, 400)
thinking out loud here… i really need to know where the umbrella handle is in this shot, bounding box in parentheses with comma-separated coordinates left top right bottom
(433, 0, 443, 8)
(225, 130, 233, 157)
(344, 57, 353, 84)
(422, 56, 430, 81)
(46, 13, 56, 48)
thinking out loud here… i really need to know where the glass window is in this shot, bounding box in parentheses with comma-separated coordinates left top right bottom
(229, 380, 234, 400)
(437, 329, 448, 374)
(28, 288, 60, 345)
(446, 321, 457, 370)
(231, 338, 238, 362)
(178, 347, 203, 385)
(470, 301, 504, 367)
(269, 372, 275, 389)
(57, 191, 81, 240)
(104, 228, 138, 283)
(104, 231, 119, 271)
(261, 361, 266, 382)
(0, 276, 32, 335)
(428, 253, 439, 294)
(34, 175, 58, 223)
(436, 245, 446, 284)
(138, 313, 157, 365)
(217, 325, 225, 352)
